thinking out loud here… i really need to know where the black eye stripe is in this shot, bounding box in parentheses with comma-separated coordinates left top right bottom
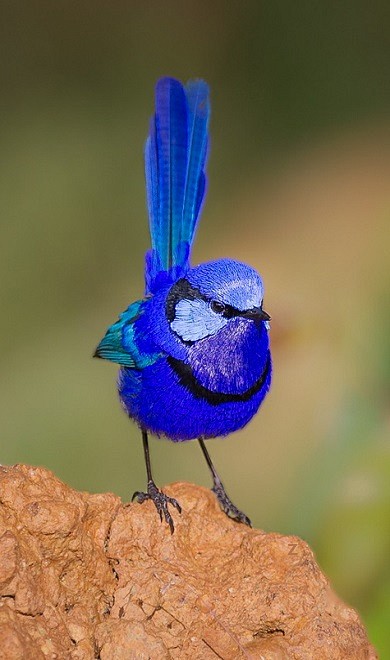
(211, 300, 245, 319)
(166, 277, 264, 323)
(222, 304, 239, 319)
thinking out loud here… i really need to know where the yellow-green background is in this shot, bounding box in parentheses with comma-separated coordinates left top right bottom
(1, 2, 389, 654)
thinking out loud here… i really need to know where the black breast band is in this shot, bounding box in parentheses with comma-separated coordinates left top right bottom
(167, 351, 271, 406)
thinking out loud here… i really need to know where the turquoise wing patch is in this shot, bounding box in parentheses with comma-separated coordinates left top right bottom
(94, 300, 161, 368)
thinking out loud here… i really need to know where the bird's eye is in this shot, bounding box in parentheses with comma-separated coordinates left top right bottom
(211, 300, 225, 314)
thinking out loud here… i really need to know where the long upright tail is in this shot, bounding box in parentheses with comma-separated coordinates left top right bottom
(144, 77, 210, 294)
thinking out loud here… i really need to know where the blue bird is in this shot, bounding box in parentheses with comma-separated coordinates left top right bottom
(95, 77, 271, 532)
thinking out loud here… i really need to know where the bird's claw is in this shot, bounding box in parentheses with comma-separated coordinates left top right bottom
(212, 479, 252, 527)
(132, 480, 182, 534)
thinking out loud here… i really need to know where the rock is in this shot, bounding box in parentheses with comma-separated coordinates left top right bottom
(0, 465, 376, 659)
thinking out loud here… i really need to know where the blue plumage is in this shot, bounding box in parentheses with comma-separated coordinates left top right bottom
(144, 77, 209, 293)
(95, 78, 271, 532)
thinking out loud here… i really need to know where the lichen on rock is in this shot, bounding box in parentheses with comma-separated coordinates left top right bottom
(0, 465, 377, 659)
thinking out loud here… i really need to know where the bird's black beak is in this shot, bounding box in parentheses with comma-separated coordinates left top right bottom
(241, 307, 271, 322)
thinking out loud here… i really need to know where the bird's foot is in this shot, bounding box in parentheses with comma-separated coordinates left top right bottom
(132, 480, 182, 534)
(212, 478, 251, 527)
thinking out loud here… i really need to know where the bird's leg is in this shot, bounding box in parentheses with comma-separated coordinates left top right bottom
(198, 438, 251, 527)
(132, 429, 182, 534)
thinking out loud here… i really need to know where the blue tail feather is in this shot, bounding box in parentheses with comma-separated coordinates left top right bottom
(144, 77, 210, 293)
(183, 80, 209, 241)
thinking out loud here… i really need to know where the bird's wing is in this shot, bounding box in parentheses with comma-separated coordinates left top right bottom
(94, 300, 162, 368)
(144, 77, 210, 294)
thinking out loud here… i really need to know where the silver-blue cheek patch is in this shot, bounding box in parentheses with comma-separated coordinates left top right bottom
(171, 298, 228, 342)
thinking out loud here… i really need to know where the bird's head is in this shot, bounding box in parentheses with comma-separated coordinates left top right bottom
(166, 259, 270, 344)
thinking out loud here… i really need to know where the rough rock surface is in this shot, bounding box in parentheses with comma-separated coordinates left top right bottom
(0, 465, 376, 659)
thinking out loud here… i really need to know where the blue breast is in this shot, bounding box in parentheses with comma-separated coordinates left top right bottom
(118, 313, 271, 441)
(187, 317, 268, 394)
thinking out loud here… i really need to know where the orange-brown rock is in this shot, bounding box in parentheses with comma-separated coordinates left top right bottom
(0, 465, 376, 659)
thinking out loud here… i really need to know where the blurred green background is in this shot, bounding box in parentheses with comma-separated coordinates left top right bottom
(1, 1, 389, 654)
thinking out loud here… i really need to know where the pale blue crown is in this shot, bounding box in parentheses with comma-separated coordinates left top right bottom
(187, 258, 264, 310)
